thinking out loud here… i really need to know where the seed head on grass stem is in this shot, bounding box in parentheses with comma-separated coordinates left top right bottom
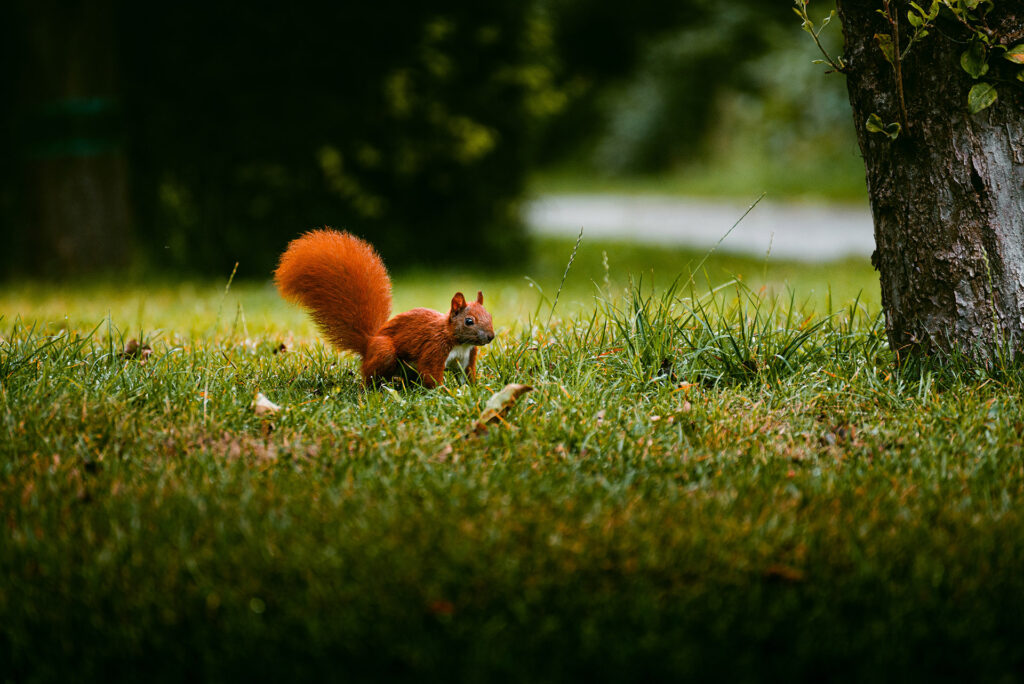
(547, 227, 584, 327)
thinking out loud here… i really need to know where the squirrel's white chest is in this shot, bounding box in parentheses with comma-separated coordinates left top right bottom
(445, 343, 473, 370)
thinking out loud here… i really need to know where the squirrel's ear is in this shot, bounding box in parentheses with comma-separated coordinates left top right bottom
(450, 292, 467, 317)
(476, 291, 484, 305)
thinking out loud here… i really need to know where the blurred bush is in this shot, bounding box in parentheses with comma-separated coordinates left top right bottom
(537, 0, 854, 180)
(119, 1, 567, 275)
(537, 0, 794, 173)
(1, 0, 848, 278)
(2, 1, 565, 277)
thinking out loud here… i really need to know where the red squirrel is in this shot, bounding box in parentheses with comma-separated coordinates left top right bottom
(275, 228, 495, 388)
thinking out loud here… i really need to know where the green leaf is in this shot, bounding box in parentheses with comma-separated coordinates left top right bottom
(796, 12, 814, 35)
(875, 33, 896, 66)
(967, 82, 997, 114)
(960, 40, 989, 78)
(1004, 44, 1024, 65)
(866, 113, 901, 140)
(1017, 70, 1024, 83)
(907, 10, 923, 27)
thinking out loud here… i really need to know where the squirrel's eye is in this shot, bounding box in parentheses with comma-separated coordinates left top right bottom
(465, 317, 475, 326)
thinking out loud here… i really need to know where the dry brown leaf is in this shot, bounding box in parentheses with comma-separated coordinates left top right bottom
(251, 392, 281, 416)
(120, 339, 152, 361)
(764, 563, 805, 583)
(433, 444, 455, 462)
(469, 383, 533, 435)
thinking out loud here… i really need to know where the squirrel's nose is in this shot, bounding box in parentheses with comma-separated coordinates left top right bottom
(486, 332, 495, 342)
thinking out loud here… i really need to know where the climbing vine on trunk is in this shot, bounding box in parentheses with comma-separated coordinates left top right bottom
(796, 1, 1024, 363)
(796, 0, 1024, 134)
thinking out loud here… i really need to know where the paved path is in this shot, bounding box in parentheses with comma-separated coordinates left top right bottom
(524, 194, 875, 262)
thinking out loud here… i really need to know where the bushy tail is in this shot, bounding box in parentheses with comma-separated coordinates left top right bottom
(275, 229, 392, 356)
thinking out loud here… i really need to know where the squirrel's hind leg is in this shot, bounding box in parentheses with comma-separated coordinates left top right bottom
(362, 336, 398, 384)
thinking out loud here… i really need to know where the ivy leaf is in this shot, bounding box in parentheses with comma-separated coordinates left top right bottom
(866, 113, 901, 140)
(1004, 44, 1024, 65)
(967, 82, 997, 114)
(875, 33, 896, 67)
(960, 40, 989, 78)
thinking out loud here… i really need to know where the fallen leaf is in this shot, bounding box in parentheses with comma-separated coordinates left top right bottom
(433, 444, 455, 462)
(251, 392, 281, 416)
(469, 383, 533, 435)
(764, 564, 805, 582)
(119, 339, 152, 361)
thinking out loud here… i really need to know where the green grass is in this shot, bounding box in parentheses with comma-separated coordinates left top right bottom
(529, 153, 869, 203)
(4, 239, 1024, 682)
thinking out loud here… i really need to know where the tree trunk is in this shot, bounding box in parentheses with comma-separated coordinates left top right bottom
(19, 0, 133, 276)
(836, 1, 1024, 362)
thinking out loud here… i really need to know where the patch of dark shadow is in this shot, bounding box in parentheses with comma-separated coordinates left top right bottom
(970, 163, 987, 201)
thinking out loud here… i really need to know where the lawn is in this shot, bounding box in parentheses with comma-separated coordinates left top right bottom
(3, 238, 1024, 682)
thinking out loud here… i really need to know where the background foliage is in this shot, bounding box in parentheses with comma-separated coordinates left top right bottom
(0, 0, 855, 278)
(118, 1, 559, 274)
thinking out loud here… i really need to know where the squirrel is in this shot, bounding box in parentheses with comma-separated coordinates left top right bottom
(274, 228, 495, 388)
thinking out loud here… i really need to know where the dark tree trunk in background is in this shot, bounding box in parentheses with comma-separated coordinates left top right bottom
(837, 1, 1024, 361)
(20, 0, 132, 276)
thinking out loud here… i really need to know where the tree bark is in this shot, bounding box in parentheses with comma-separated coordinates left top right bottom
(836, 1, 1024, 362)
(19, 0, 133, 276)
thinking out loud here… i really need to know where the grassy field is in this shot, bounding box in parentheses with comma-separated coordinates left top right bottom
(529, 119, 870, 204)
(529, 153, 869, 204)
(3, 238, 1024, 682)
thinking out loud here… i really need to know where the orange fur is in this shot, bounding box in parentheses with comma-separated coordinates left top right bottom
(275, 228, 495, 387)
(275, 229, 392, 356)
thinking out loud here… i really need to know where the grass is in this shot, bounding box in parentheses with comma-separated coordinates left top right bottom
(529, 152, 869, 204)
(3, 238, 1024, 682)
(528, 115, 870, 204)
